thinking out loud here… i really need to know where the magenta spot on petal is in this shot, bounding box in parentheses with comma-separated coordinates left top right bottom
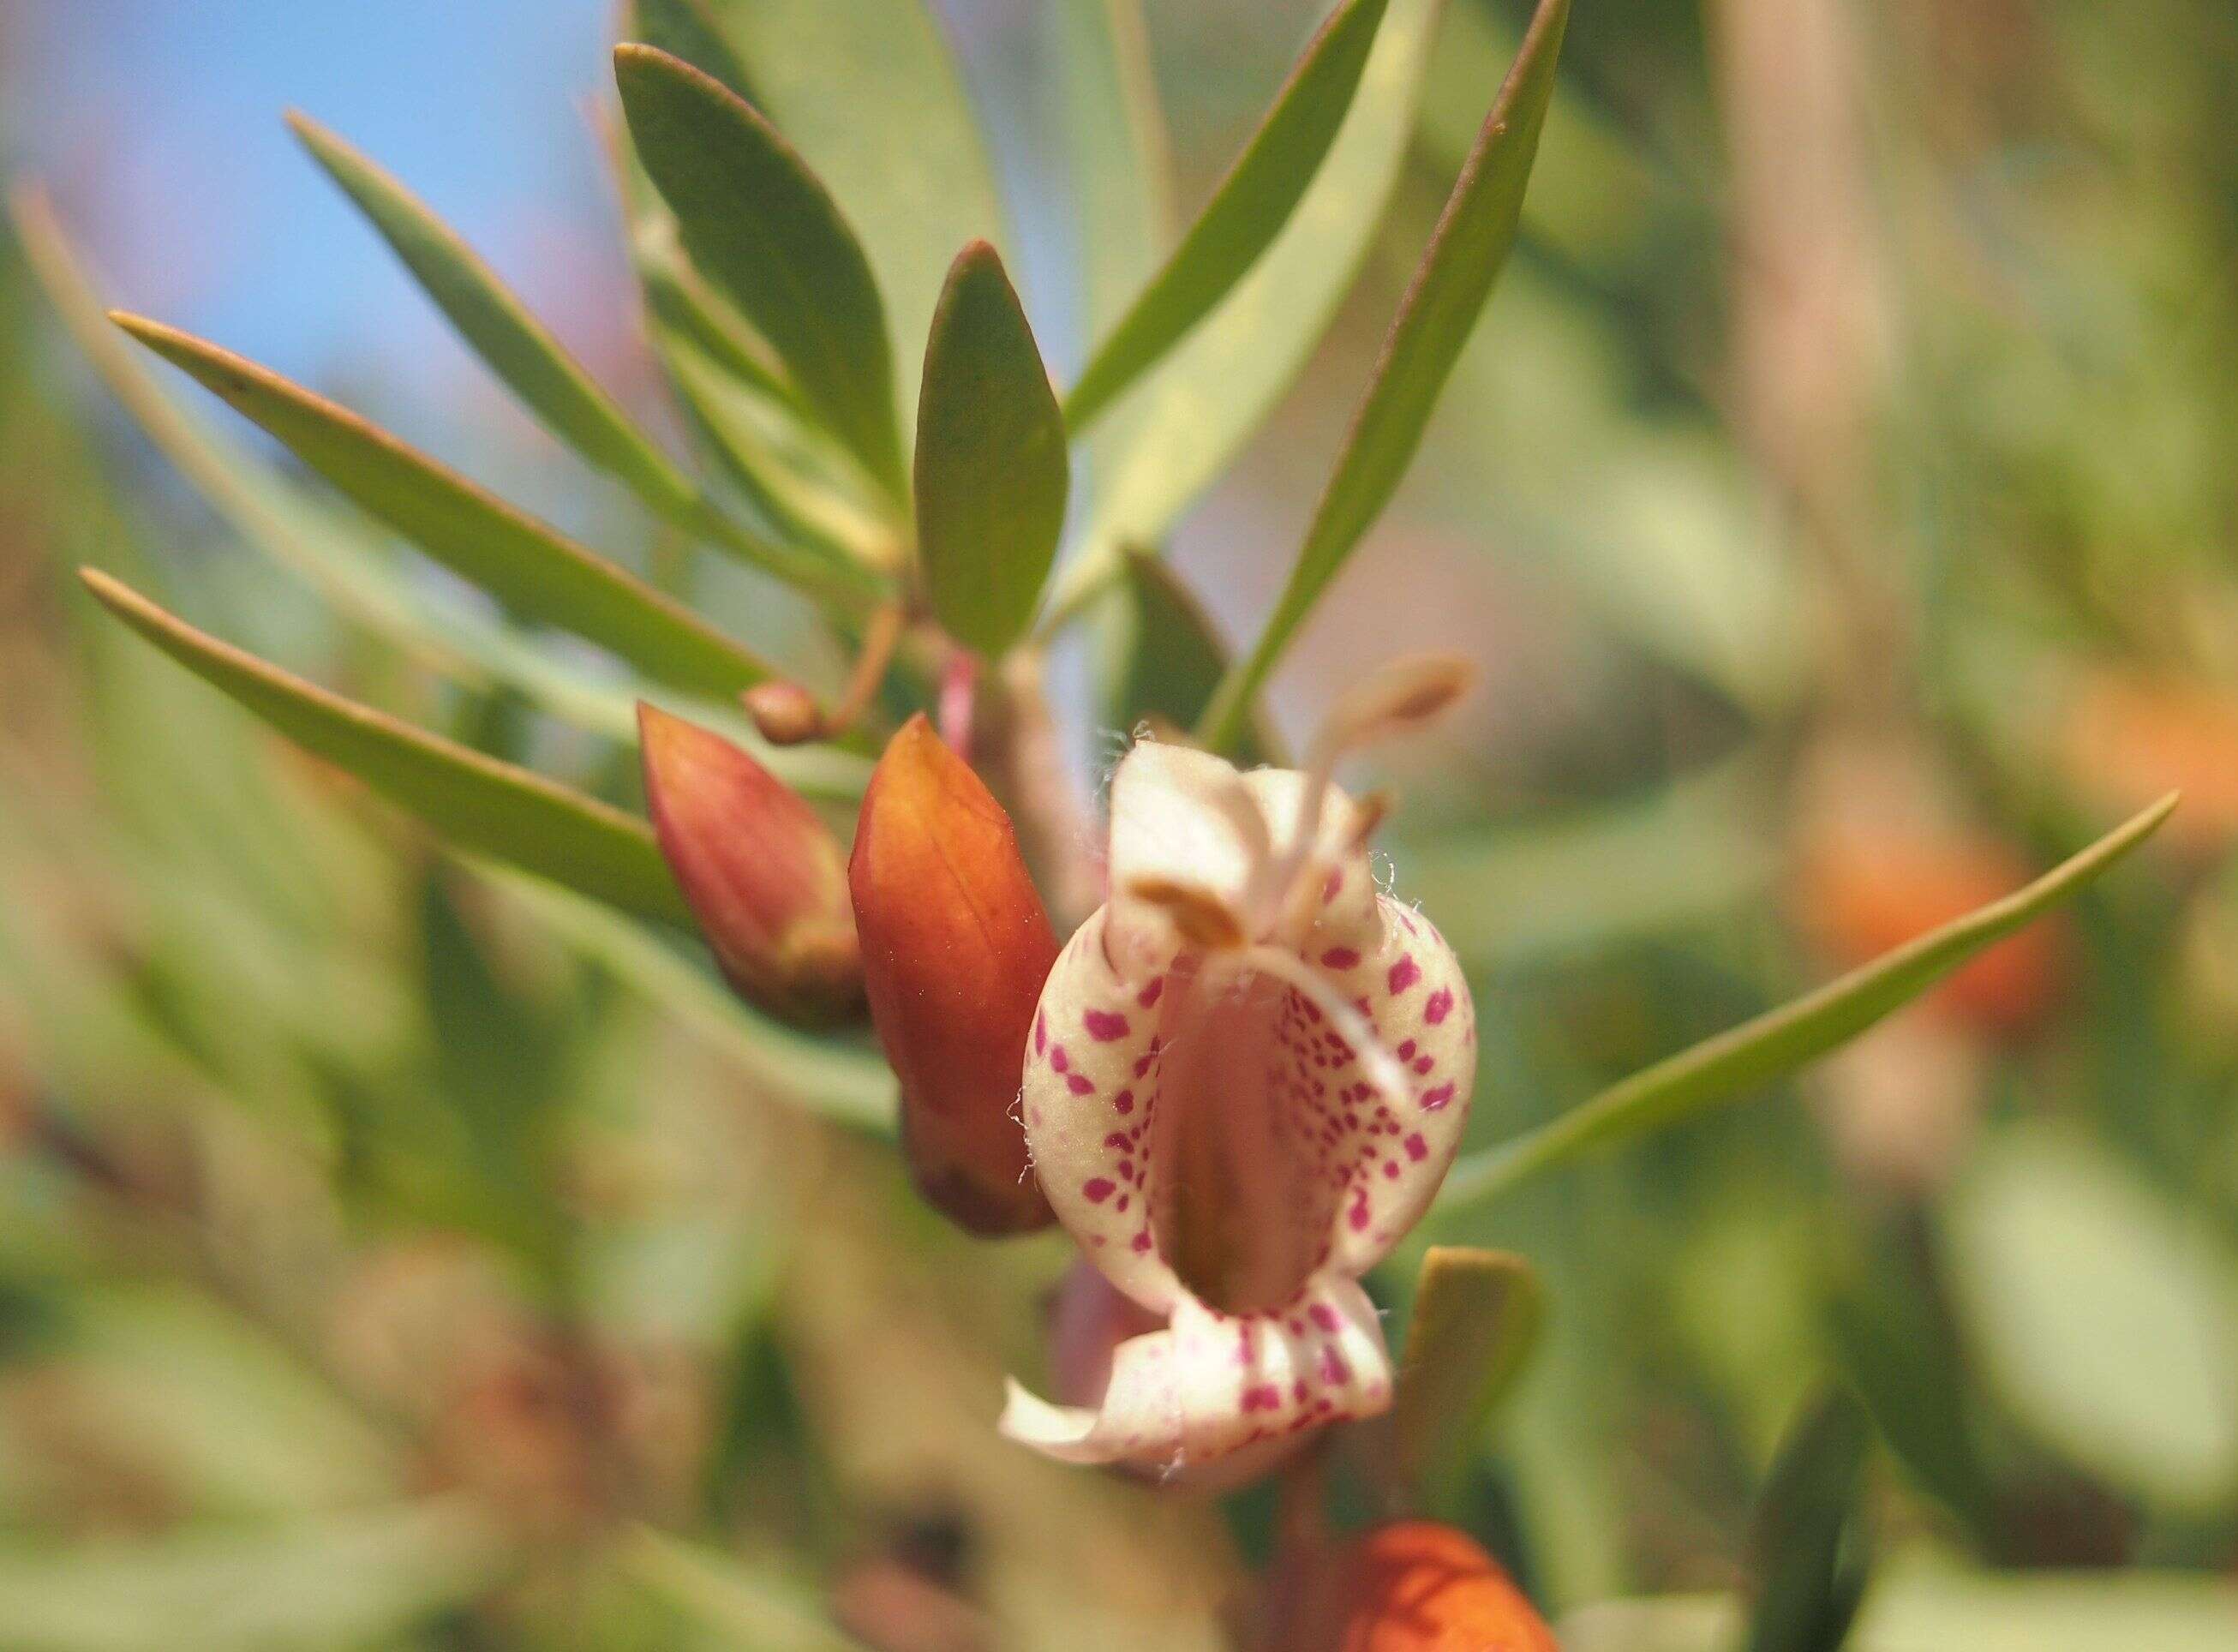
(1421, 1082, 1457, 1111)
(1387, 955, 1421, 995)
(1347, 1197, 1370, 1232)
(1113, 1088, 1135, 1115)
(1322, 870, 1344, 904)
(1131, 1230, 1152, 1254)
(1319, 1346, 1351, 1386)
(1104, 1132, 1129, 1150)
(1381, 1159, 1400, 1180)
(1049, 1045, 1069, 1074)
(1319, 947, 1361, 970)
(1425, 987, 1454, 1025)
(1085, 1009, 1131, 1042)
(1413, 1056, 1434, 1075)
(1034, 1013, 1048, 1056)
(1067, 1072, 1095, 1095)
(1242, 1383, 1281, 1413)
(1404, 1132, 1428, 1161)
(1137, 976, 1164, 1009)
(1396, 1040, 1416, 1060)
(1082, 1178, 1116, 1202)
(1293, 1380, 1310, 1403)
(1115, 1195, 1129, 1212)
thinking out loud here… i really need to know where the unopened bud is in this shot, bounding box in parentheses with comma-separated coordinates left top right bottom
(638, 703, 862, 1025)
(850, 715, 1057, 1235)
(1272, 1523, 1557, 1652)
(742, 679, 825, 746)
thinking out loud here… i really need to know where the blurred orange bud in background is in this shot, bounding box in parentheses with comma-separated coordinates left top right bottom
(1274, 1522, 1558, 1652)
(851, 715, 1057, 1235)
(2065, 673, 2238, 854)
(638, 703, 863, 1026)
(1796, 823, 2064, 1037)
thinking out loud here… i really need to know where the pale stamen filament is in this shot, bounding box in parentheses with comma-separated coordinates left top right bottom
(1209, 943, 1414, 1119)
(1259, 655, 1475, 939)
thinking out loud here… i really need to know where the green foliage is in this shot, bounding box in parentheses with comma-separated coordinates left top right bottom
(1744, 1391, 1875, 1652)
(1041, 0, 1447, 629)
(1061, 0, 1388, 433)
(913, 244, 1068, 658)
(616, 45, 905, 500)
(115, 314, 773, 695)
(1436, 794, 2175, 1216)
(1198, 0, 1571, 750)
(82, 571, 691, 927)
(1944, 1127, 2238, 1509)
(1391, 1247, 1544, 1508)
(290, 112, 702, 521)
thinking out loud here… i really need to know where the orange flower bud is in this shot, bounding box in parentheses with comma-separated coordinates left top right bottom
(1278, 1523, 1558, 1652)
(637, 703, 863, 1026)
(851, 715, 1057, 1235)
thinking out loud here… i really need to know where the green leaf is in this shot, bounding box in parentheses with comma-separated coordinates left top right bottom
(1391, 1247, 1544, 1505)
(615, 44, 903, 499)
(112, 314, 770, 697)
(1435, 793, 2177, 1216)
(81, 570, 691, 928)
(1403, 760, 1774, 972)
(1197, 0, 1568, 751)
(0, 1499, 506, 1652)
(1565, 1568, 2238, 1652)
(1744, 1390, 1874, 1652)
(1047, 0, 1176, 338)
(1038, 0, 1445, 633)
(1943, 1126, 2238, 1509)
(475, 861, 896, 1133)
(1096, 548, 1284, 763)
(618, 1529, 869, 1652)
(1063, 0, 1389, 433)
(913, 242, 1068, 658)
(669, 0, 1008, 433)
(16, 188, 870, 774)
(628, 0, 754, 94)
(288, 111, 702, 519)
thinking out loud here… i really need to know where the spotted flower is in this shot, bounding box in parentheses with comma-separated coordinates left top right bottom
(999, 658, 1479, 1483)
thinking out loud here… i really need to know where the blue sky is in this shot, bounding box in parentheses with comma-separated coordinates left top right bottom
(9, 0, 625, 416)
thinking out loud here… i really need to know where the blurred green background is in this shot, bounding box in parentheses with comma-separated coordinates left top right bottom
(2, 1, 2236, 1646)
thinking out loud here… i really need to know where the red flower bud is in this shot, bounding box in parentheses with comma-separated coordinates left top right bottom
(851, 715, 1057, 1235)
(1276, 1523, 1558, 1652)
(637, 703, 862, 1026)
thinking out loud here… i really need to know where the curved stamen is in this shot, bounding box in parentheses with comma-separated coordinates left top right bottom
(1262, 655, 1475, 937)
(1213, 943, 1414, 1119)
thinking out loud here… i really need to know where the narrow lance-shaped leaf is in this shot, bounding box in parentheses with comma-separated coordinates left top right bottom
(663, 0, 1010, 432)
(1744, 1391, 1875, 1652)
(1062, 0, 1389, 433)
(915, 242, 1068, 658)
(1391, 1247, 1544, 1507)
(14, 189, 817, 756)
(81, 570, 691, 928)
(1434, 793, 2179, 1217)
(1198, 0, 1569, 751)
(615, 44, 905, 500)
(113, 314, 772, 697)
(1038, 0, 1445, 633)
(288, 111, 703, 520)
(1048, 0, 1176, 338)
(628, 0, 754, 95)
